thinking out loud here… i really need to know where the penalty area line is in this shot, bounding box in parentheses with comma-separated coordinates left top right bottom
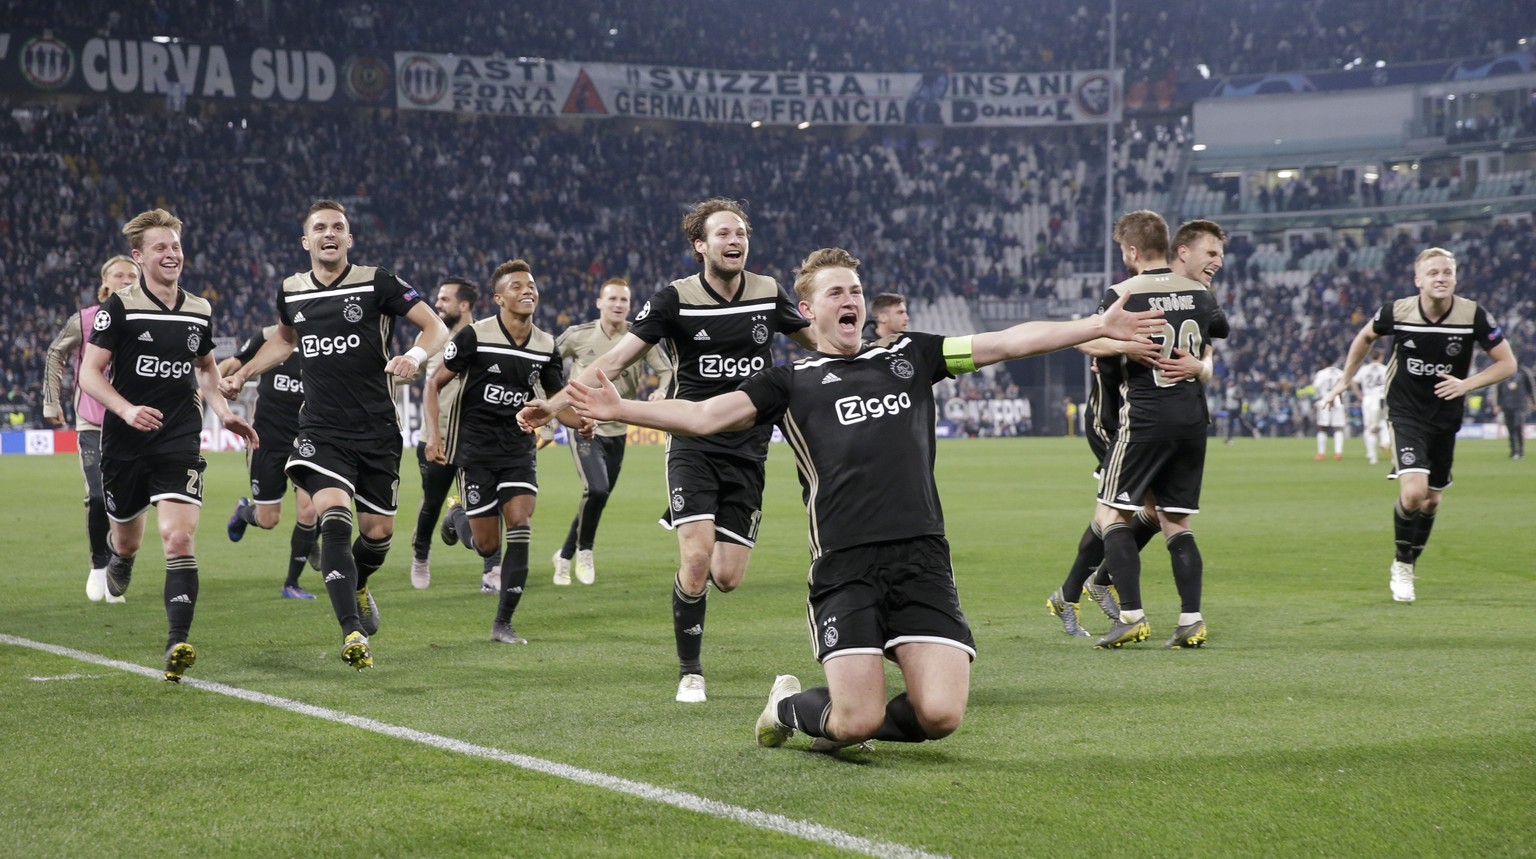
(1, 633, 948, 859)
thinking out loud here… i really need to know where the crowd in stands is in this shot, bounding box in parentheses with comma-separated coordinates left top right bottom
(4, 94, 1534, 434)
(6, 0, 1534, 78)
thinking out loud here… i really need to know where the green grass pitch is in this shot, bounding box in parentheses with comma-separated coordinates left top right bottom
(1, 436, 1532, 857)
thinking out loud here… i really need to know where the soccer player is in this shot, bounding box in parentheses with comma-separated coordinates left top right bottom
(868, 292, 909, 344)
(423, 259, 586, 643)
(219, 325, 318, 599)
(219, 200, 449, 670)
(1322, 247, 1516, 602)
(1353, 350, 1390, 465)
(1087, 211, 1227, 650)
(1048, 218, 1226, 638)
(77, 209, 257, 681)
(44, 254, 140, 603)
(550, 276, 673, 587)
(565, 247, 1162, 753)
(408, 276, 477, 589)
(520, 198, 815, 704)
(1312, 361, 1347, 460)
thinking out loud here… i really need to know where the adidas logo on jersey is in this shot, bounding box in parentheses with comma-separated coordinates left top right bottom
(324, 570, 345, 583)
(169, 593, 192, 604)
(693, 329, 711, 341)
(487, 363, 502, 374)
(138, 331, 154, 342)
(293, 312, 307, 323)
(822, 372, 842, 384)
(1402, 339, 1415, 349)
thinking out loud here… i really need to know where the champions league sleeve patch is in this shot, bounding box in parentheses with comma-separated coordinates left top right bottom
(401, 286, 420, 302)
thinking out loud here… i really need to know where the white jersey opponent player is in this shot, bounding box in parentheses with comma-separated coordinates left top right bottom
(1312, 363, 1346, 460)
(1353, 351, 1390, 465)
(565, 246, 1163, 755)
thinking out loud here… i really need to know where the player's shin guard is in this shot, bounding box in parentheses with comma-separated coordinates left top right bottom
(87, 496, 111, 569)
(351, 533, 391, 588)
(318, 507, 361, 632)
(495, 526, 530, 624)
(870, 692, 929, 743)
(1101, 523, 1142, 610)
(286, 521, 316, 587)
(1166, 531, 1203, 614)
(1131, 508, 1160, 550)
(164, 555, 198, 646)
(105, 551, 136, 592)
(1411, 510, 1436, 561)
(1393, 501, 1416, 564)
(779, 685, 832, 739)
(673, 574, 707, 675)
(1061, 522, 1105, 602)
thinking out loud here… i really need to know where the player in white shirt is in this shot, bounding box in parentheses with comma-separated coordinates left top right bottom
(1312, 363, 1346, 460)
(1352, 350, 1390, 465)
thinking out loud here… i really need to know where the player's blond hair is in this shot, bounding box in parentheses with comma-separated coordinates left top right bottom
(121, 209, 183, 251)
(1415, 247, 1456, 269)
(793, 247, 860, 301)
(1113, 210, 1170, 259)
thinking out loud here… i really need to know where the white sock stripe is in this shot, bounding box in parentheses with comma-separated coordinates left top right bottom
(0, 634, 948, 859)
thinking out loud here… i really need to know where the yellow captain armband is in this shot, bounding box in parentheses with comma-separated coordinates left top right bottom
(942, 336, 978, 375)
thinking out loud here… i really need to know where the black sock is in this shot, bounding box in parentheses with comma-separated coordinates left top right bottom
(1166, 531, 1203, 614)
(1131, 509, 1161, 550)
(1411, 510, 1436, 561)
(318, 507, 361, 634)
(1101, 523, 1142, 611)
(779, 686, 832, 739)
(286, 521, 316, 588)
(495, 526, 531, 624)
(87, 496, 111, 569)
(451, 507, 475, 550)
(352, 533, 391, 589)
(1061, 522, 1105, 602)
(1393, 501, 1415, 563)
(239, 501, 262, 527)
(164, 555, 198, 646)
(870, 692, 929, 743)
(673, 575, 707, 675)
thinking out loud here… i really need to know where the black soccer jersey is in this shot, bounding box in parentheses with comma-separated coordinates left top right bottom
(277, 264, 422, 439)
(234, 324, 303, 445)
(442, 316, 564, 467)
(630, 271, 808, 461)
(1095, 268, 1225, 441)
(87, 282, 213, 458)
(1375, 296, 1506, 433)
(740, 333, 952, 559)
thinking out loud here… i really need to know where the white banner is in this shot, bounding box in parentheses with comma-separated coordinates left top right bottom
(393, 55, 1120, 127)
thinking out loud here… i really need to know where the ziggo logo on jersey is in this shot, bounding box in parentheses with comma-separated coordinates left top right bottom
(698, 354, 765, 379)
(301, 334, 362, 357)
(135, 355, 192, 378)
(835, 392, 913, 425)
(483, 384, 528, 407)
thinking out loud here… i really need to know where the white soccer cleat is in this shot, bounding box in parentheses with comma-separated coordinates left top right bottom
(755, 674, 801, 747)
(86, 568, 107, 603)
(675, 673, 707, 703)
(552, 552, 571, 587)
(575, 549, 595, 585)
(1389, 560, 1416, 603)
(409, 557, 431, 589)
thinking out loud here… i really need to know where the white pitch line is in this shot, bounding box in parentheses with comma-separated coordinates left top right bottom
(2, 633, 949, 859)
